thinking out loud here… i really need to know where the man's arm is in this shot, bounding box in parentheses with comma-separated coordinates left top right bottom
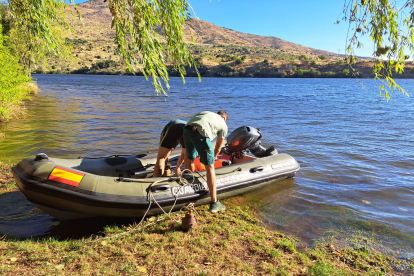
(175, 148, 186, 175)
(214, 136, 225, 160)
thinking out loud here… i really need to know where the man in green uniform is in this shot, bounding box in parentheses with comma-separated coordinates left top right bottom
(154, 119, 188, 177)
(183, 110, 228, 213)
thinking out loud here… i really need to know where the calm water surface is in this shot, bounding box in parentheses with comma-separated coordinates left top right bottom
(1, 75, 413, 256)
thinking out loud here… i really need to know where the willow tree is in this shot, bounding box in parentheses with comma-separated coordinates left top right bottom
(4, 0, 79, 74)
(342, 0, 413, 100)
(5, 0, 198, 94)
(0, 24, 32, 121)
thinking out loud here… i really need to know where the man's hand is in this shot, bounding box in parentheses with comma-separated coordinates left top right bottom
(214, 136, 225, 160)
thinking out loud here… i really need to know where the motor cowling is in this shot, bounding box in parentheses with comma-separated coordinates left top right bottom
(223, 126, 277, 159)
(227, 126, 261, 152)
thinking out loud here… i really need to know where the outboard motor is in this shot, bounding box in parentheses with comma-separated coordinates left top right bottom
(222, 126, 277, 160)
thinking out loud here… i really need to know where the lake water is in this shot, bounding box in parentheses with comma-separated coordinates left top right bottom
(1, 74, 413, 257)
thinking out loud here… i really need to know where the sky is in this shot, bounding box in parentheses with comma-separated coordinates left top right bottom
(186, 0, 374, 57)
(71, 0, 375, 57)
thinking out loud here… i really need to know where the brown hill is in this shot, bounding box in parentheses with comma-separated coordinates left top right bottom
(46, 0, 406, 78)
(42, 0, 414, 79)
(68, 0, 335, 57)
(185, 20, 334, 56)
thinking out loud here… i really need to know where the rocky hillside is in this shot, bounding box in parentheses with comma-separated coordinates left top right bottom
(39, 0, 414, 78)
(67, 0, 335, 57)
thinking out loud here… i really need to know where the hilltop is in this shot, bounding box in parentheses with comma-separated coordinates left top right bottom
(67, 0, 334, 56)
(39, 0, 414, 78)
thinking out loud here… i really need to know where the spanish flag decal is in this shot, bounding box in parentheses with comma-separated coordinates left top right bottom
(48, 167, 85, 187)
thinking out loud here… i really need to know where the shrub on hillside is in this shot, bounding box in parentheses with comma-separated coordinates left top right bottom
(72, 66, 90, 74)
(303, 69, 321, 78)
(91, 60, 118, 70)
(273, 71, 287, 78)
(294, 69, 304, 77)
(342, 69, 350, 76)
(319, 54, 328, 60)
(253, 70, 273, 78)
(322, 71, 336, 78)
(214, 71, 229, 77)
(220, 64, 236, 73)
(224, 54, 237, 61)
(253, 70, 262, 77)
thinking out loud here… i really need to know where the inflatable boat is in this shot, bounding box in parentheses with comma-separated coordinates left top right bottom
(12, 126, 300, 220)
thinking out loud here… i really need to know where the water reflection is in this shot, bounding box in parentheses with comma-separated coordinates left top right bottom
(0, 192, 57, 237)
(0, 191, 140, 239)
(0, 92, 83, 160)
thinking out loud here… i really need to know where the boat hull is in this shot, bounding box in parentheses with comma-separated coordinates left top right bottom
(12, 152, 300, 220)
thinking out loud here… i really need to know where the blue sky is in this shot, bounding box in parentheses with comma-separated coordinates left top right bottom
(187, 0, 374, 57)
(72, 0, 375, 57)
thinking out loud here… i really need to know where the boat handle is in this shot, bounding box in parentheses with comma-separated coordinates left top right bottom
(250, 166, 264, 173)
(150, 184, 171, 193)
(132, 170, 154, 175)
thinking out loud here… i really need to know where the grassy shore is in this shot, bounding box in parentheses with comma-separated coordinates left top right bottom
(0, 162, 17, 195)
(0, 161, 412, 275)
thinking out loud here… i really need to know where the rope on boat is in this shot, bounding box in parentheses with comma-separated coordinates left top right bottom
(88, 169, 198, 244)
(151, 169, 197, 223)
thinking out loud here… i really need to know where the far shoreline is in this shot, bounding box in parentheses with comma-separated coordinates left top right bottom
(31, 72, 414, 80)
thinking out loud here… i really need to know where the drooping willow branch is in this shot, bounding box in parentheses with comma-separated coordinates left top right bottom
(108, 0, 199, 94)
(342, 0, 413, 101)
(6, 0, 199, 94)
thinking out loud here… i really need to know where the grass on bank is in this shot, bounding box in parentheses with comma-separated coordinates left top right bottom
(0, 161, 412, 275)
(0, 161, 17, 195)
(0, 205, 396, 275)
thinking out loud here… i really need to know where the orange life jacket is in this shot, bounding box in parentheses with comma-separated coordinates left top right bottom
(193, 155, 230, 172)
